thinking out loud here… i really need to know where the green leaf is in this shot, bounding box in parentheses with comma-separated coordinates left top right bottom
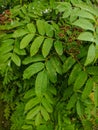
(30, 36, 44, 56)
(63, 56, 76, 73)
(14, 40, 26, 55)
(35, 113, 42, 126)
(36, 20, 45, 35)
(26, 106, 40, 120)
(44, 93, 54, 105)
(11, 53, 21, 66)
(0, 45, 13, 55)
(22, 125, 32, 130)
(76, 100, 84, 118)
(78, 32, 94, 42)
(74, 3, 98, 16)
(62, 3, 72, 18)
(20, 34, 34, 49)
(68, 64, 82, 85)
(42, 97, 53, 113)
(82, 79, 93, 100)
(27, 23, 36, 33)
(45, 22, 53, 37)
(50, 56, 63, 75)
(41, 106, 50, 121)
(64, 125, 75, 130)
(77, 10, 95, 21)
(46, 60, 57, 83)
(35, 70, 48, 97)
(67, 93, 77, 110)
(48, 86, 57, 95)
(24, 88, 36, 99)
(42, 38, 53, 58)
(54, 40, 63, 55)
(73, 18, 94, 31)
(74, 71, 87, 91)
(86, 66, 98, 76)
(0, 53, 12, 63)
(13, 29, 29, 38)
(25, 97, 40, 112)
(23, 62, 44, 79)
(94, 84, 98, 107)
(22, 55, 45, 65)
(84, 44, 95, 66)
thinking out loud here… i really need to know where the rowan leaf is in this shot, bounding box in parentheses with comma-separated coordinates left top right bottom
(68, 64, 82, 85)
(94, 83, 98, 107)
(82, 79, 93, 100)
(50, 56, 63, 75)
(35, 113, 42, 126)
(26, 106, 40, 120)
(23, 62, 44, 79)
(46, 60, 57, 83)
(77, 10, 95, 21)
(74, 71, 87, 91)
(24, 88, 36, 99)
(63, 56, 76, 73)
(66, 93, 77, 110)
(42, 38, 53, 58)
(13, 29, 29, 38)
(54, 40, 63, 55)
(25, 97, 40, 112)
(45, 22, 53, 37)
(42, 97, 53, 113)
(73, 18, 94, 31)
(20, 34, 34, 49)
(22, 55, 45, 65)
(27, 23, 36, 33)
(78, 32, 94, 42)
(36, 20, 45, 35)
(35, 70, 48, 97)
(86, 66, 98, 76)
(84, 44, 95, 66)
(76, 100, 84, 118)
(30, 36, 44, 56)
(11, 53, 21, 66)
(41, 106, 50, 121)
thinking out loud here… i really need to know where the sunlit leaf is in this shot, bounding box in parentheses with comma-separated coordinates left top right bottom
(27, 23, 36, 33)
(11, 53, 21, 66)
(54, 40, 63, 55)
(30, 36, 44, 56)
(37, 20, 45, 35)
(84, 44, 95, 66)
(23, 62, 44, 79)
(42, 38, 53, 58)
(78, 32, 94, 42)
(73, 18, 94, 31)
(20, 34, 34, 49)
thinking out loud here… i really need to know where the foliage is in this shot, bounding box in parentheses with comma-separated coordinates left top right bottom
(0, 0, 98, 130)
